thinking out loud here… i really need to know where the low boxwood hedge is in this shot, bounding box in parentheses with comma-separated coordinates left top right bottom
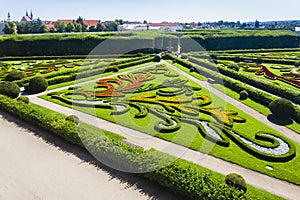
(164, 54, 300, 122)
(0, 94, 249, 199)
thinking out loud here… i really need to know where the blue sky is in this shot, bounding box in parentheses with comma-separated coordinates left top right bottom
(1, 0, 300, 22)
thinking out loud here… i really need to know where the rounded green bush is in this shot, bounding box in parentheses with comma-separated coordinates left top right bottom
(269, 98, 295, 119)
(0, 81, 20, 98)
(154, 55, 161, 62)
(225, 173, 247, 192)
(27, 76, 48, 94)
(227, 63, 239, 71)
(17, 96, 30, 104)
(5, 71, 26, 82)
(66, 115, 80, 125)
(239, 90, 248, 100)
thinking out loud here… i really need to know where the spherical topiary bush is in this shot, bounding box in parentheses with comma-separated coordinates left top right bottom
(5, 71, 26, 82)
(66, 115, 80, 125)
(17, 96, 30, 104)
(154, 55, 161, 62)
(239, 90, 248, 100)
(27, 76, 48, 94)
(269, 98, 295, 119)
(225, 173, 247, 192)
(0, 81, 20, 98)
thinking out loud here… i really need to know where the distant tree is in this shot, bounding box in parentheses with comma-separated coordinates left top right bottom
(255, 20, 260, 28)
(116, 19, 124, 25)
(74, 23, 82, 32)
(65, 22, 75, 32)
(55, 20, 66, 33)
(95, 22, 104, 32)
(241, 23, 247, 29)
(105, 21, 119, 31)
(31, 18, 47, 33)
(3, 21, 17, 34)
(143, 20, 148, 24)
(88, 26, 96, 32)
(76, 16, 87, 32)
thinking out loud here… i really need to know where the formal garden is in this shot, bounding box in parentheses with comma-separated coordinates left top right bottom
(1, 32, 300, 199)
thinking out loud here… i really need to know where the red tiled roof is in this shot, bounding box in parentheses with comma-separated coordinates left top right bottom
(21, 16, 32, 22)
(58, 19, 99, 27)
(148, 23, 179, 27)
(83, 20, 100, 27)
(45, 21, 55, 29)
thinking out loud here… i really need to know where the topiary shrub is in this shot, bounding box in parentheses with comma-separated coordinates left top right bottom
(154, 55, 161, 62)
(239, 90, 248, 100)
(17, 96, 30, 104)
(5, 71, 26, 82)
(225, 173, 247, 192)
(189, 67, 195, 73)
(66, 115, 80, 125)
(227, 63, 239, 71)
(113, 66, 119, 72)
(26, 76, 48, 94)
(269, 98, 295, 119)
(0, 81, 20, 98)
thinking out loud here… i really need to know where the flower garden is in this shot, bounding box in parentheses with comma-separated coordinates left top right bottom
(38, 61, 300, 186)
(1, 47, 300, 199)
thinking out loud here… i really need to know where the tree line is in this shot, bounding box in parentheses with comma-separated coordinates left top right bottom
(2, 17, 124, 34)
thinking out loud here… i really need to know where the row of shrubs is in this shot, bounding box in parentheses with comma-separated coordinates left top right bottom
(180, 35, 300, 52)
(209, 48, 300, 54)
(0, 94, 248, 199)
(13, 56, 154, 87)
(165, 54, 300, 122)
(217, 55, 300, 66)
(188, 56, 300, 104)
(0, 54, 143, 61)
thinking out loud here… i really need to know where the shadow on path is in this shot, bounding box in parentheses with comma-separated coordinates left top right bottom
(0, 110, 187, 200)
(267, 114, 293, 126)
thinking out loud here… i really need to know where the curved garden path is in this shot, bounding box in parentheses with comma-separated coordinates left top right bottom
(24, 61, 300, 199)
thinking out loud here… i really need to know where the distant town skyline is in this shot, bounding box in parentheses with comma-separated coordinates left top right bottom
(1, 0, 300, 23)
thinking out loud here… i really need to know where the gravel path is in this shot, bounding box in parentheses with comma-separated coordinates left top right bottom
(0, 112, 185, 200)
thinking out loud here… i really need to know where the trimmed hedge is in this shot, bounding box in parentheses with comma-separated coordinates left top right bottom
(226, 173, 247, 192)
(26, 76, 48, 94)
(5, 71, 26, 81)
(239, 90, 249, 100)
(269, 98, 295, 119)
(164, 54, 300, 122)
(0, 94, 248, 199)
(188, 56, 300, 104)
(17, 96, 30, 104)
(0, 81, 20, 98)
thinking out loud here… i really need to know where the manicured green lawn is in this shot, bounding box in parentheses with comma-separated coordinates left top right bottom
(212, 83, 300, 135)
(40, 64, 300, 185)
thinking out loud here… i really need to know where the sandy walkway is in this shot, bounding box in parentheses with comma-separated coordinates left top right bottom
(0, 112, 185, 200)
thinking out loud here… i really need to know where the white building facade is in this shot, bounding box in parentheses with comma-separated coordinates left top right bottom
(118, 23, 183, 32)
(0, 23, 5, 35)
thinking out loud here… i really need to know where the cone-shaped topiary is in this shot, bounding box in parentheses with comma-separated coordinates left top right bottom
(269, 98, 295, 119)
